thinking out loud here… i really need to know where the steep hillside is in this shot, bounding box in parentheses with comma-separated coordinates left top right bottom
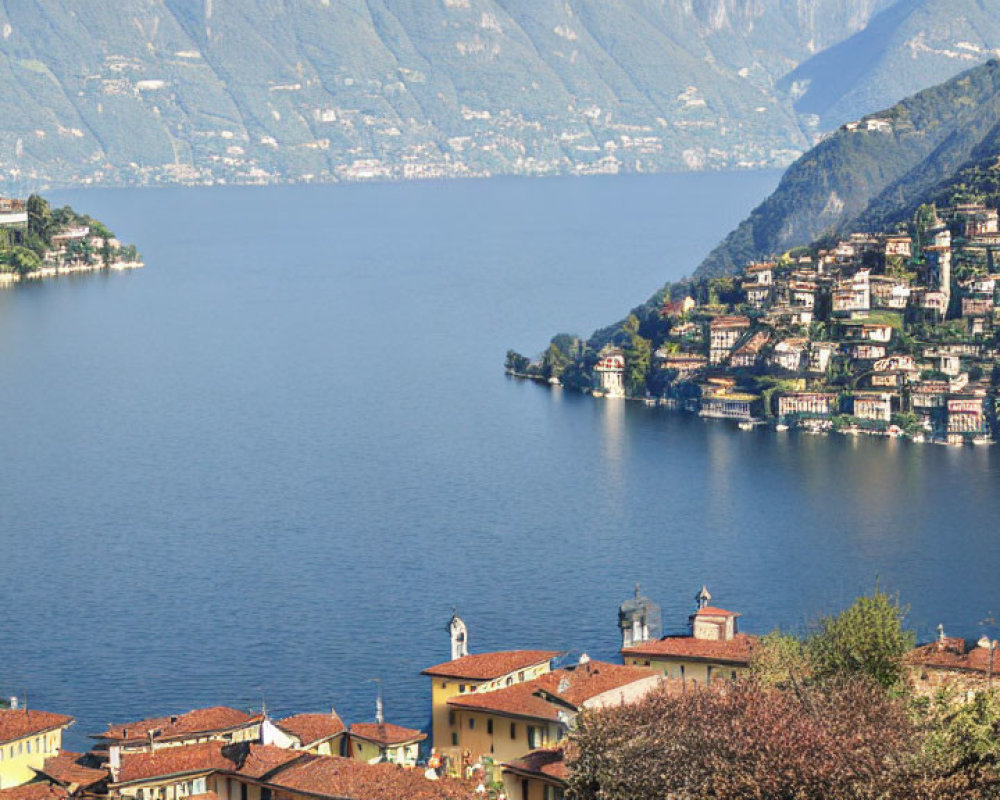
(694, 59, 1000, 279)
(0, 0, 896, 189)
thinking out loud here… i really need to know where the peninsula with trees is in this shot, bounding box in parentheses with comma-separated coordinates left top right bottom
(0, 194, 141, 284)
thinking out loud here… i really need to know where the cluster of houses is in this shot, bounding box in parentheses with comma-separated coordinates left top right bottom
(5, 586, 996, 800)
(594, 202, 1000, 444)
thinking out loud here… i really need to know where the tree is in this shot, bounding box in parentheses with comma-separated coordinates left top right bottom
(750, 630, 811, 687)
(5, 246, 41, 275)
(807, 585, 916, 689)
(504, 350, 530, 374)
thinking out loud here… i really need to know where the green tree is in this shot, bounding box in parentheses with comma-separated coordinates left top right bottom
(504, 350, 530, 374)
(26, 194, 51, 243)
(750, 630, 811, 688)
(807, 585, 916, 689)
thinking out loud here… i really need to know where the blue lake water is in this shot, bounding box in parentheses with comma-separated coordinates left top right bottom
(3, 173, 1000, 750)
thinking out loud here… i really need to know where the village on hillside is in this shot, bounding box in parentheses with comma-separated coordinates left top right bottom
(513, 201, 1000, 446)
(2, 588, 997, 800)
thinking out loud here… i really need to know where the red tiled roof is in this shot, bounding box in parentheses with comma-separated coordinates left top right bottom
(267, 755, 474, 800)
(0, 785, 68, 800)
(114, 742, 235, 785)
(421, 650, 561, 680)
(0, 710, 74, 746)
(622, 633, 757, 666)
(448, 661, 660, 721)
(38, 751, 108, 788)
(503, 748, 569, 784)
(96, 707, 259, 744)
(348, 723, 426, 746)
(275, 714, 346, 746)
(695, 607, 741, 618)
(907, 638, 1000, 676)
(235, 744, 307, 779)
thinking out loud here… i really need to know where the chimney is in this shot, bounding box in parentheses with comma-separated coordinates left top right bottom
(937, 623, 946, 648)
(147, 729, 156, 752)
(8, 697, 17, 710)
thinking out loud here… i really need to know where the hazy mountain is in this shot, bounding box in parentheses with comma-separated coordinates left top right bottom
(694, 59, 1000, 279)
(783, 0, 1000, 132)
(0, 0, 899, 189)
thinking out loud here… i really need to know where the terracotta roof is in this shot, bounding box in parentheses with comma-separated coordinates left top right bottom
(0, 710, 74, 746)
(188, 793, 219, 800)
(266, 755, 474, 800)
(114, 742, 235, 785)
(695, 607, 741, 618)
(235, 744, 307, 779)
(38, 751, 108, 788)
(348, 723, 426, 746)
(0, 785, 68, 800)
(275, 714, 346, 746)
(907, 638, 1000, 676)
(421, 650, 561, 680)
(622, 633, 757, 666)
(502, 748, 569, 784)
(95, 707, 260, 744)
(448, 661, 660, 721)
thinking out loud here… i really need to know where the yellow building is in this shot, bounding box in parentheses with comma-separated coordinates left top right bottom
(502, 748, 567, 800)
(0, 709, 74, 790)
(422, 614, 561, 758)
(346, 723, 425, 767)
(449, 659, 661, 781)
(621, 587, 756, 684)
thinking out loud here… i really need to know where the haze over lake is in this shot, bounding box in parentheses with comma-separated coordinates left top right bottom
(2, 173, 999, 749)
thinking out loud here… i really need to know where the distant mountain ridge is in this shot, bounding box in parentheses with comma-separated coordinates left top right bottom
(2, 0, 998, 190)
(694, 59, 1000, 279)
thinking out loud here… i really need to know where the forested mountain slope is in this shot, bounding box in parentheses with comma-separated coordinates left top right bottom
(695, 60, 1000, 279)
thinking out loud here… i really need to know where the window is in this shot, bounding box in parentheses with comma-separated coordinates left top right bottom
(441, 682, 447, 689)
(451, 733, 458, 747)
(486, 719, 493, 735)
(680, 665, 685, 680)
(261, 790, 272, 800)
(448, 711, 456, 726)
(731, 671, 737, 680)
(241, 782, 248, 800)
(518, 671, 525, 682)
(458, 684, 466, 694)
(527, 726, 538, 749)
(468, 718, 475, 730)
(510, 723, 516, 740)
(26, 740, 31, 754)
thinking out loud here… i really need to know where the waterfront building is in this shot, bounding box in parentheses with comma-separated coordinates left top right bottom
(699, 392, 761, 421)
(947, 394, 990, 437)
(264, 713, 346, 756)
(777, 393, 838, 418)
(422, 615, 560, 753)
(501, 748, 567, 800)
(447, 659, 661, 779)
(593, 352, 625, 398)
(621, 587, 756, 684)
(0, 198, 27, 229)
(93, 708, 262, 755)
(807, 343, 837, 374)
(851, 392, 894, 422)
(346, 723, 424, 767)
(0, 709, 75, 790)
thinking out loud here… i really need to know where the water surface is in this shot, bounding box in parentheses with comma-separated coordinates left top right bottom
(2, 173, 997, 749)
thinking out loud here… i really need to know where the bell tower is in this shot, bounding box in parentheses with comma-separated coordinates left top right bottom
(447, 608, 468, 661)
(618, 584, 661, 649)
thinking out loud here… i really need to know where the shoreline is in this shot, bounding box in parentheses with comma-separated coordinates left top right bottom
(0, 260, 144, 286)
(505, 371, 994, 448)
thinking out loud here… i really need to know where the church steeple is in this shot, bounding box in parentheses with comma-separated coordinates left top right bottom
(618, 584, 661, 649)
(447, 608, 468, 661)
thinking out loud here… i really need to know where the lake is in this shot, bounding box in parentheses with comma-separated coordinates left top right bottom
(2, 172, 999, 749)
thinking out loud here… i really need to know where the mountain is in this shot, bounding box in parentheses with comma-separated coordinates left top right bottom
(783, 0, 1000, 130)
(0, 0, 903, 190)
(694, 59, 1000, 279)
